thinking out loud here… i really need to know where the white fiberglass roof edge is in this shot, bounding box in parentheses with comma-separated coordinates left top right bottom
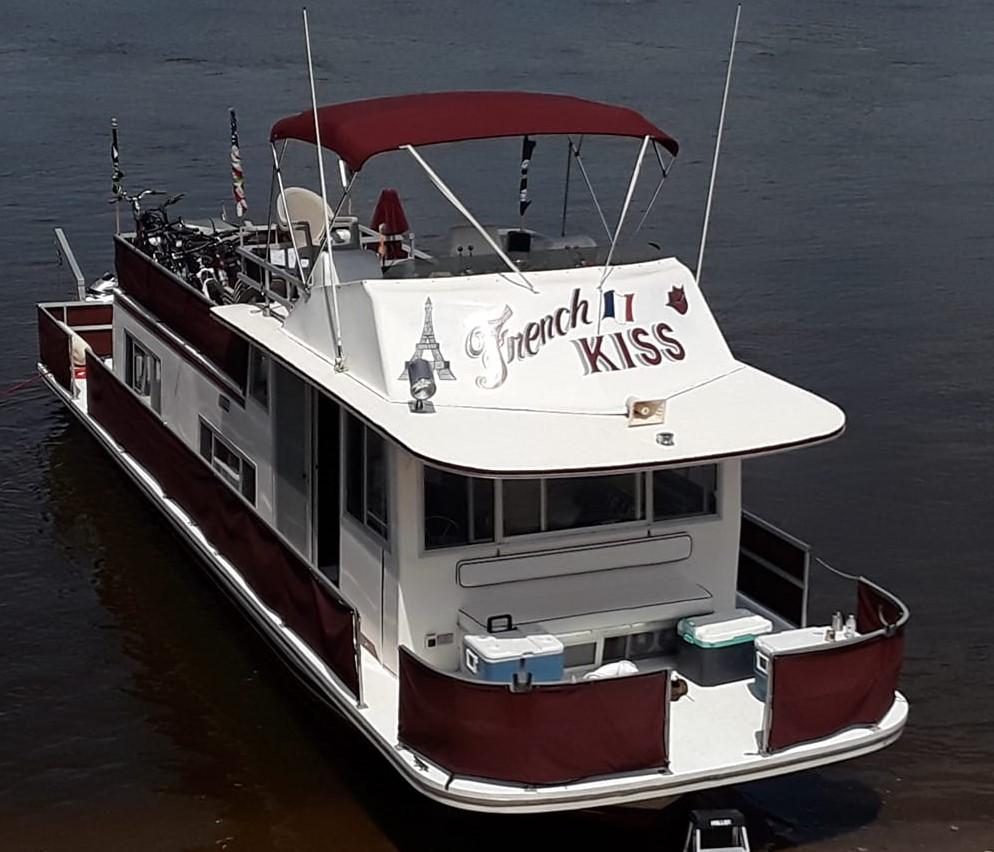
(213, 302, 845, 475)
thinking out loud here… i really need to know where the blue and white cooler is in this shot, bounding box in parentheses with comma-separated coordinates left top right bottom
(462, 631, 564, 684)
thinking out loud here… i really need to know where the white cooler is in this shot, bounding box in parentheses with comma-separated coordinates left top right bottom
(754, 626, 838, 698)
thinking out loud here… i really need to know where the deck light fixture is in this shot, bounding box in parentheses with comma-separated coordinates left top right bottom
(407, 358, 436, 413)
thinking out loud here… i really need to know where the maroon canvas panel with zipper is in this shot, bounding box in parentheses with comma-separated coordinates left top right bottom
(398, 646, 669, 784)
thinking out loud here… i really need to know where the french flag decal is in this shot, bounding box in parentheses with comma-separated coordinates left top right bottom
(602, 290, 635, 322)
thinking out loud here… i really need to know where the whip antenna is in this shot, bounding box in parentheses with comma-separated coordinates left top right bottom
(302, 7, 345, 366)
(695, 3, 741, 288)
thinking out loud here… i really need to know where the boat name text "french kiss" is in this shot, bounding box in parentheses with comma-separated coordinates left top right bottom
(464, 287, 685, 390)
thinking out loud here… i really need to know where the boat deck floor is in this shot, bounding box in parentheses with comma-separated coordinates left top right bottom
(359, 643, 906, 809)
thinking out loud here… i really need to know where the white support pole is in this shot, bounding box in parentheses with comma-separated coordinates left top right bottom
(602, 135, 650, 277)
(338, 159, 352, 214)
(695, 3, 741, 288)
(270, 143, 307, 289)
(303, 171, 358, 289)
(633, 142, 675, 236)
(570, 140, 613, 242)
(404, 145, 537, 294)
(595, 135, 650, 334)
(302, 7, 345, 366)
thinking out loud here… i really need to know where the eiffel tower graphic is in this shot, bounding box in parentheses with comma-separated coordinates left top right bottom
(399, 297, 456, 380)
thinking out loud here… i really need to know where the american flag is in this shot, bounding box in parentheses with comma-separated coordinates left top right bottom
(229, 108, 247, 218)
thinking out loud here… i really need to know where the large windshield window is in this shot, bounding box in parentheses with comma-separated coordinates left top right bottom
(422, 464, 717, 550)
(505, 474, 642, 536)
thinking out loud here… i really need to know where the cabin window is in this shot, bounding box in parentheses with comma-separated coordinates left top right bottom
(344, 412, 388, 540)
(563, 642, 597, 669)
(124, 333, 161, 413)
(653, 464, 717, 520)
(423, 466, 495, 549)
(248, 346, 269, 409)
(199, 419, 256, 504)
(502, 473, 643, 536)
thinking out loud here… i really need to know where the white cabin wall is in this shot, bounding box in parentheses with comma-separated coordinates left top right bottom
(339, 517, 385, 658)
(338, 425, 403, 663)
(396, 458, 744, 673)
(393, 451, 496, 671)
(112, 307, 276, 524)
(651, 458, 742, 614)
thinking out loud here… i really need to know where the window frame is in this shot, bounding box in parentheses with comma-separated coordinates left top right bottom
(651, 463, 719, 523)
(198, 417, 257, 505)
(124, 332, 161, 413)
(422, 465, 496, 551)
(418, 463, 721, 553)
(248, 346, 270, 410)
(505, 472, 647, 537)
(343, 412, 389, 543)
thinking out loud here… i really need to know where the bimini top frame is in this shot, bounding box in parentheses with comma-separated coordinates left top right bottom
(269, 91, 679, 172)
(264, 90, 680, 361)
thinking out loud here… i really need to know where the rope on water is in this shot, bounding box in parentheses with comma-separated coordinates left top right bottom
(0, 372, 44, 398)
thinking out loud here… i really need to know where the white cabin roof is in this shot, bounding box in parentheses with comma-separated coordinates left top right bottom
(213, 257, 844, 474)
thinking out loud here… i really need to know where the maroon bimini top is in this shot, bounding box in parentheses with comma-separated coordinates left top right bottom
(270, 91, 678, 171)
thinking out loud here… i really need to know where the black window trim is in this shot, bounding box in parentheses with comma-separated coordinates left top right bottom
(198, 416, 257, 506)
(419, 463, 720, 552)
(124, 331, 161, 413)
(343, 412, 389, 543)
(248, 345, 270, 410)
(422, 465, 496, 551)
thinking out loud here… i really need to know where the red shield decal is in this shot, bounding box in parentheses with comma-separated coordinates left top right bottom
(667, 286, 688, 315)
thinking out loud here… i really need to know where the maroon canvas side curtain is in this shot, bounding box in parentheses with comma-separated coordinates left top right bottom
(397, 647, 670, 785)
(114, 238, 249, 389)
(38, 304, 114, 381)
(764, 580, 907, 753)
(86, 352, 361, 699)
(38, 307, 72, 391)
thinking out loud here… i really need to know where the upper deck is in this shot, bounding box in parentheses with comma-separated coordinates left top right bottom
(107, 88, 845, 474)
(213, 252, 844, 474)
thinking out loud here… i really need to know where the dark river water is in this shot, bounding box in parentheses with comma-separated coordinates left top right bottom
(2, 1, 993, 849)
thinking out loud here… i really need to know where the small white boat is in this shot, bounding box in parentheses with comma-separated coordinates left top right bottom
(36, 86, 908, 814)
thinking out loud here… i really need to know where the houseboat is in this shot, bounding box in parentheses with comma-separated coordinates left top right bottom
(36, 90, 908, 813)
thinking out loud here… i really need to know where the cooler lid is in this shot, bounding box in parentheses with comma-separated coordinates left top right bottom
(679, 608, 773, 648)
(755, 626, 832, 655)
(464, 632, 564, 662)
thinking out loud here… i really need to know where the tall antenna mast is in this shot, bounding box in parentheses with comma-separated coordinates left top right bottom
(695, 3, 741, 288)
(302, 7, 345, 366)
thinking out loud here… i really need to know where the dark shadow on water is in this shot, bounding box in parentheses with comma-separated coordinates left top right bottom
(41, 419, 881, 851)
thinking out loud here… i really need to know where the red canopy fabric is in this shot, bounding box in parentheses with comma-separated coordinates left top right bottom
(270, 91, 678, 171)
